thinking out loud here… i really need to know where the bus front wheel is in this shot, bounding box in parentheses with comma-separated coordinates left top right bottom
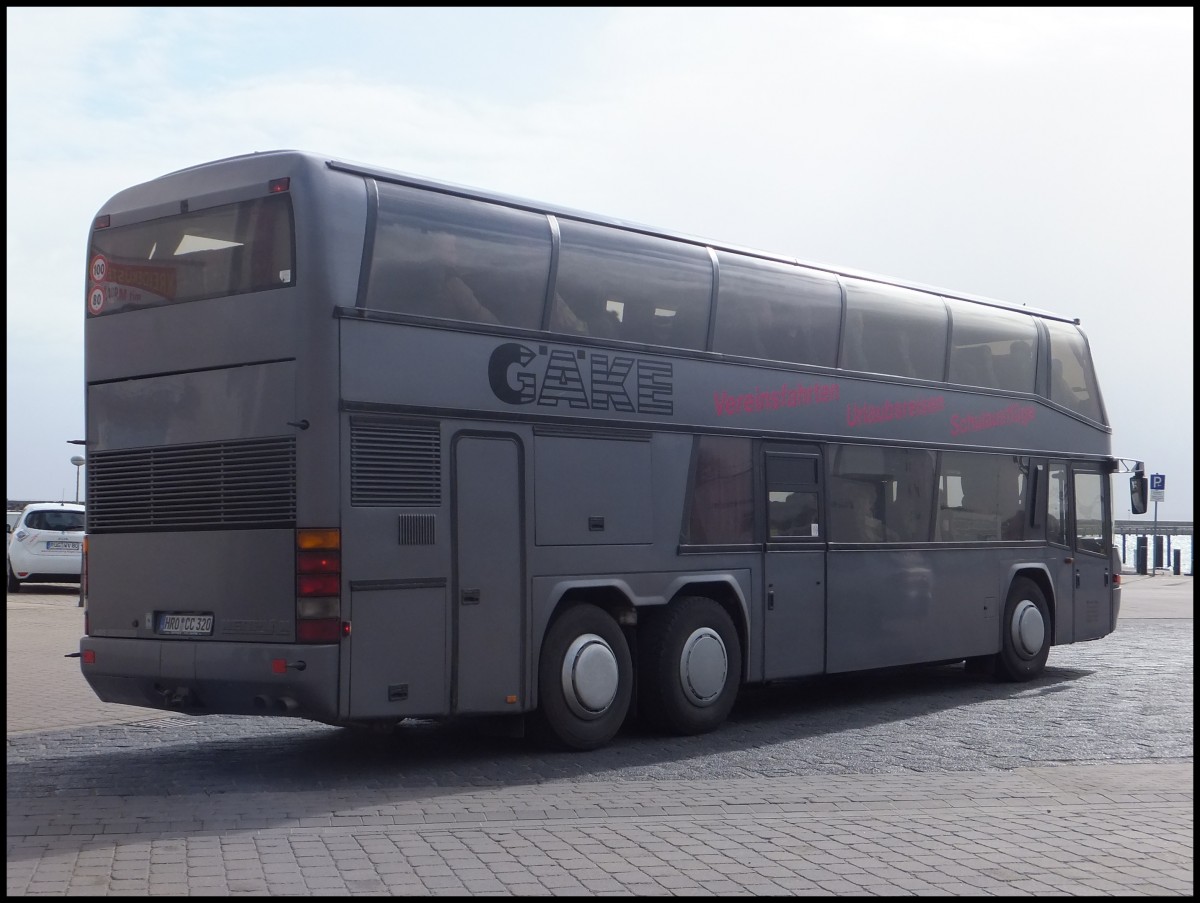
(638, 596, 741, 736)
(534, 603, 632, 751)
(997, 577, 1051, 681)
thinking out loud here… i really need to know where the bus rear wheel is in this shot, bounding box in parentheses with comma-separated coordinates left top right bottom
(534, 603, 632, 751)
(997, 577, 1051, 681)
(638, 596, 741, 736)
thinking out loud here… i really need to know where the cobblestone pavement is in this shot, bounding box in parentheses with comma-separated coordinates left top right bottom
(6, 576, 1193, 895)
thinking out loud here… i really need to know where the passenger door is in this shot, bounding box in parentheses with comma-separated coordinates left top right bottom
(762, 445, 826, 679)
(1046, 461, 1076, 643)
(1047, 461, 1116, 643)
(1071, 465, 1115, 640)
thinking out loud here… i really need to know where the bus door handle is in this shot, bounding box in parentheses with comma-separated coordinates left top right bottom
(767, 586, 775, 611)
(1075, 570, 1081, 588)
(461, 588, 481, 605)
(1104, 568, 1110, 586)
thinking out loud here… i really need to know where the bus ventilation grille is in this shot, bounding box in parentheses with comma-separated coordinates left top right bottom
(398, 514, 436, 546)
(351, 419, 442, 507)
(87, 437, 296, 533)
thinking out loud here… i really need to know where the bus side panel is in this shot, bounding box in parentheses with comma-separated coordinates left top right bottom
(533, 435, 653, 546)
(348, 586, 448, 718)
(825, 548, 1002, 672)
(339, 412, 454, 720)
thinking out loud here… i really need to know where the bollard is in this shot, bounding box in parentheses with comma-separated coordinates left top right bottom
(1174, 549, 1181, 576)
(1136, 536, 1148, 575)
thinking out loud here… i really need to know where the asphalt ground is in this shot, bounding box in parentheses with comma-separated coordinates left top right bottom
(6, 574, 1193, 896)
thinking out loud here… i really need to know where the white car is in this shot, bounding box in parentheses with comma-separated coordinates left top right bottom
(7, 502, 86, 593)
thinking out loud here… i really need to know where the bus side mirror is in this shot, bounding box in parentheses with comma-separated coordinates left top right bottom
(1129, 474, 1148, 515)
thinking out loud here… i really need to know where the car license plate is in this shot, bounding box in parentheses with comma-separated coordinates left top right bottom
(46, 541, 82, 551)
(157, 613, 214, 636)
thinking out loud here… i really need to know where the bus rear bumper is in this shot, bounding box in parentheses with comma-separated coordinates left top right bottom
(79, 636, 341, 722)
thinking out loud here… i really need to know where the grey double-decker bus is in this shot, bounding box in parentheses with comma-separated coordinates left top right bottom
(79, 150, 1148, 750)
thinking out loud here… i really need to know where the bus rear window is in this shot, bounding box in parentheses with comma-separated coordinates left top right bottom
(87, 193, 295, 316)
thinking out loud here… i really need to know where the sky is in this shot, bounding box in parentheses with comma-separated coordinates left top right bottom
(6, 7, 1194, 521)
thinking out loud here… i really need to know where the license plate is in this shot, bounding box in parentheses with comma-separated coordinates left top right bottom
(157, 613, 214, 636)
(46, 541, 82, 551)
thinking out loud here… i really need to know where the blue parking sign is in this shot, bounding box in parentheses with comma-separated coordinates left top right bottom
(1150, 473, 1165, 502)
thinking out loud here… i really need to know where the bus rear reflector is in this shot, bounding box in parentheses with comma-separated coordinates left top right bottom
(297, 618, 340, 643)
(82, 649, 96, 664)
(269, 177, 290, 193)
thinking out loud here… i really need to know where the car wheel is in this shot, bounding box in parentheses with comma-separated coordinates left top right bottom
(533, 603, 632, 751)
(638, 596, 741, 736)
(7, 563, 20, 594)
(996, 577, 1051, 681)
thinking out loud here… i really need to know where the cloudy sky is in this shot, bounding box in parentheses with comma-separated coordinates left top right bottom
(6, 7, 1193, 521)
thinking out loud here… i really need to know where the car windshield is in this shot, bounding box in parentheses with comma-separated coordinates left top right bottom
(25, 510, 85, 531)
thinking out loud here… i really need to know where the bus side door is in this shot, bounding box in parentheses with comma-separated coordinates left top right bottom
(762, 446, 826, 680)
(1048, 461, 1116, 643)
(453, 433, 526, 713)
(1071, 465, 1115, 640)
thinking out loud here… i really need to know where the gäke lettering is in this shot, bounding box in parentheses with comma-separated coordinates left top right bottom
(488, 342, 673, 414)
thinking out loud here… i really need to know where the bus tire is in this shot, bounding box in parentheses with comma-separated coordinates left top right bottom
(997, 577, 1051, 681)
(533, 603, 632, 751)
(638, 596, 741, 736)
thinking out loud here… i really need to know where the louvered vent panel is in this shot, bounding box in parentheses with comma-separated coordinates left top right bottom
(351, 420, 441, 506)
(398, 514, 436, 545)
(88, 438, 296, 533)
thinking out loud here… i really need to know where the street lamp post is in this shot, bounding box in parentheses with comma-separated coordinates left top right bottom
(70, 456, 85, 503)
(66, 440, 87, 504)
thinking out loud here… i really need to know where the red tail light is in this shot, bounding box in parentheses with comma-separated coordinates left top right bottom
(297, 549, 341, 574)
(297, 619, 341, 643)
(295, 529, 341, 643)
(297, 574, 340, 596)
